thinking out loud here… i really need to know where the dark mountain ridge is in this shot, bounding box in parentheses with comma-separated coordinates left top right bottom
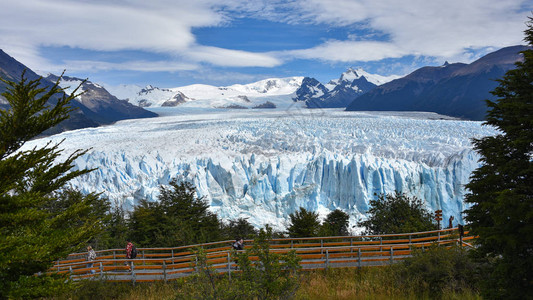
(346, 45, 529, 120)
(0, 49, 157, 135)
(46, 74, 157, 124)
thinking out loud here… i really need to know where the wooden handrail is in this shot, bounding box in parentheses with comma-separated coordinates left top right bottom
(48, 227, 473, 282)
(65, 228, 464, 258)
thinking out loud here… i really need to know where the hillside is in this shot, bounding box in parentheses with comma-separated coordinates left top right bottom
(0, 49, 157, 135)
(346, 45, 529, 120)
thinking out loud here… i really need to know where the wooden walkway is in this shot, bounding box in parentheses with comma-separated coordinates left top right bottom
(49, 228, 474, 283)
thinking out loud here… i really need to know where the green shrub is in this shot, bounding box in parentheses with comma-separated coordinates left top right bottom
(395, 245, 481, 296)
(358, 191, 437, 235)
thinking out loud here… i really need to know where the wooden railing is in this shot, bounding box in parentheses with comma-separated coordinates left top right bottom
(48, 227, 473, 283)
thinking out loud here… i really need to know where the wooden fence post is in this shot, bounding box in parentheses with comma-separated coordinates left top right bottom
(99, 262, 103, 278)
(163, 261, 167, 283)
(195, 256, 198, 273)
(325, 249, 329, 269)
(227, 252, 231, 282)
(390, 247, 394, 264)
(358, 248, 362, 268)
(131, 261, 136, 286)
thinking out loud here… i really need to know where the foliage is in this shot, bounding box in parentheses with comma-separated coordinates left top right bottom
(222, 217, 258, 240)
(185, 247, 222, 299)
(0, 73, 107, 298)
(320, 209, 350, 236)
(395, 245, 481, 296)
(358, 191, 437, 235)
(464, 16, 533, 299)
(167, 225, 301, 299)
(88, 203, 129, 250)
(55, 280, 134, 300)
(287, 207, 321, 238)
(53, 265, 481, 300)
(232, 225, 302, 299)
(129, 179, 223, 247)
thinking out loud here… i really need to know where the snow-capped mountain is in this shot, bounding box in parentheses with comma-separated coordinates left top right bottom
(103, 69, 399, 111)
(293, 68, 400, 108)
(346, 45, 528, 120)
(331, 67, 400, 86)
(20, 108, 496, 230)
(106, 77, 305, 109)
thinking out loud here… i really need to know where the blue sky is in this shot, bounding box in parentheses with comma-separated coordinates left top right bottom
(1, 0, 532, 88)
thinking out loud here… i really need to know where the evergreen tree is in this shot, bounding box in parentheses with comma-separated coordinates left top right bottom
(129, 179, 223, 247)
(321, 209, 350, 236)
(359, 192, 436, 235)
(287, 207, 321, 238)
(104, 204, 129, 249)
(223, 217, 257, 240)
(464, 16, 533, 299)
(0, 73, 106, 298)
(89, 203, 127, 250)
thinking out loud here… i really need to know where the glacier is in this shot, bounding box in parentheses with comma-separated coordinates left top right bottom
(21, 108, 497, 230)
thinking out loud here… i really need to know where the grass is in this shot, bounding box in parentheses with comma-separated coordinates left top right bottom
(53, 266, 481, 299)
(294, 267, 481, 300)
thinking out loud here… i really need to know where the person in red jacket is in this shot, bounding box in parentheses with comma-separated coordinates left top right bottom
(125, 240, 134, 271)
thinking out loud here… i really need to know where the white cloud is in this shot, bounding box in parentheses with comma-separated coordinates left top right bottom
(58, 60, 199, 73)
(1, 0, 531, 75)
(274, 0, 531, 63)
(186, 46, 282, 67)
(0, 0, 206, 52)
(0, 0, 278, 71)
(284, 40, 408, 62)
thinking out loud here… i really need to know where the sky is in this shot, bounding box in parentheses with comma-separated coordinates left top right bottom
(1, 0, 532, 88)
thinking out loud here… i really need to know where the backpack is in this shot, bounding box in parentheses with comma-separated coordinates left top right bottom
(131, 245, 137, 259)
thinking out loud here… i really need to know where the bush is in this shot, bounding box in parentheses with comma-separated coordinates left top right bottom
(177, 225, 301, 300)
(232, 225, 302, 299)
(359, 191, 437, 235)
(395, 245, 481, 296)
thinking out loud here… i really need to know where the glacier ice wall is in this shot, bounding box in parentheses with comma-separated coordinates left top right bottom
(22, 109, 496, 230)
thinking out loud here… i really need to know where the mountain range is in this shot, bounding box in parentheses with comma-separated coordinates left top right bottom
(104, 44, 526, 120)
(2, 45, 528, 134)
(106, 77, 306, 110)
(105, 68, 398, 111)
(0, 49, 157, 135)
(346, 45, 529, 120)
(293, 68, 399, 108)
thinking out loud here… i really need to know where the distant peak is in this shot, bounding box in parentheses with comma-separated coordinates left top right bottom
(340, 67, 364, 82)
(443, 61, 450, 66)
(334, 68, 400, 86)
